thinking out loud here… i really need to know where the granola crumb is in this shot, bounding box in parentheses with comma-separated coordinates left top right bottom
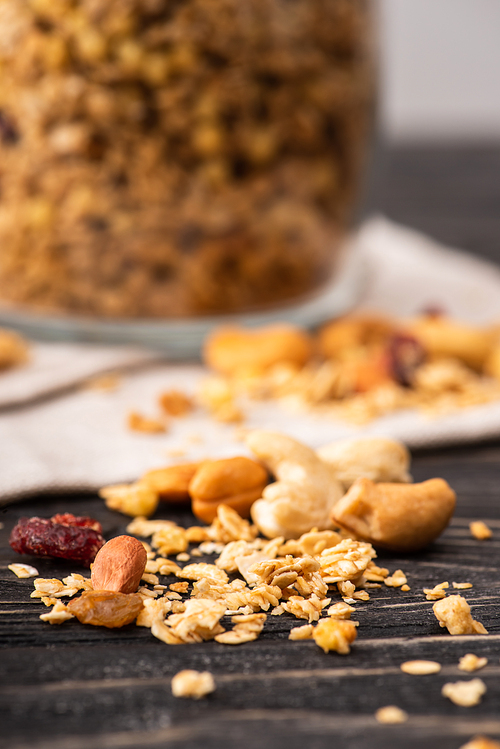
(401, 584, 410, 591)
(159, 390, 194, 417)
(453, 582, 473, 589)
(312, 618, 357, 654)
(375, 706, 408, 724)
(8, 563, 39, 578)
(39, 601, 75, 625)
(289, 624, 314, 640)
(170, 582, 189, 594)
(176, 553, 191, 562)
(458, 654, 488, 672)
(433, 595, 488, 635)
(141, 573, 159, 585)
(470, 521, 493, 540)
(424, 581, 449, 600)
(215, 613, 266, 645)
(327, 602, 355, 619)
(171, 670, 215, 699)
(442, 678, 486, 707)
(127, 411, 166, 434)
(400, 660, 441, 675)
(384, 570, 407, 588)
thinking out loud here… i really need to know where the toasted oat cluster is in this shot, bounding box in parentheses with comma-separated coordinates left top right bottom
(375, 706, 408, 724)
(433, 595, 488, 636)
(29, 503, 409, 652)
(469, 521, 493, 540)
(442, 678, 487, 707)
(201, 314, 500, 424)
(0, 0, 371, 318)
(458, 654, 488, 672)
(171, 670, 215, 699)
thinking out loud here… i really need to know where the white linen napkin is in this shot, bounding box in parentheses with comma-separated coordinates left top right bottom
(2, 216, 500, 505)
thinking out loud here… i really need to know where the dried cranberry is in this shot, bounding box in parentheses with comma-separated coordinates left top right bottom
(387, 333, 426, 387)
(9, 517, 105, 567)
(51, 513, 102, 534)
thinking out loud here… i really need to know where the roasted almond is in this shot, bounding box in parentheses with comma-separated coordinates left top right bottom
(91, 535, 147, 594)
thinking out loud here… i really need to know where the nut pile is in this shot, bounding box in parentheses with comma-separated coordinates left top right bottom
(99, 430, 456, 553)
(201, 314, 500, 424)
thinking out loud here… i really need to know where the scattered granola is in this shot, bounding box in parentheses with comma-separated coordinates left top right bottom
(100, 484, 159, 518)
(312, 618, 357, 654)
(159, 391, 194, 417)
(127, 412, 166, 434)
(327, 602, 356, 620)
(152, 526, 188, 557)
(470, 521, 493, 540)
(289, 624, 315, 641)
(433, 596, 488, 636)
(424, 581, 449, 600)
(170, 582, 189, 594)
(401, 584, 411, 592)
(400, 660, 441, 675)
(215, 613, 267, 644)
(458, 654, 488, 672)
(171, 670, 215, 700)
(39, 601, 75, 625)
(453, 582, 473, 590)
(442, 679, 487, 707)
(375, 706, 408, 724)
(384, 570, 409, 588)
(282, 594, 331, 623)
(8, 563, 38, 578)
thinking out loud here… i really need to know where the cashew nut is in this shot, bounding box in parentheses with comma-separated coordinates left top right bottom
(203, 324, 313, 376)
(246, 430, 344, 539)
(317, 437, 411, 490)
(406, 315, 493, 371)
(331, 477, 456, 551)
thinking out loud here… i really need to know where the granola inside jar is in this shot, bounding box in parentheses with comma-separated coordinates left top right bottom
(0, 0, 374, 319)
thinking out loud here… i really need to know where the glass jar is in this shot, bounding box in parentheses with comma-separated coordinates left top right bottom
(0, 0, 374, 320)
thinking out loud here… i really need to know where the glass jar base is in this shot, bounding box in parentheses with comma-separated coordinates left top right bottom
(0, 240, 367, 358)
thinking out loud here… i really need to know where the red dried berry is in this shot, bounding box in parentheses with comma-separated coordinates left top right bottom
(9, 517, 105, 567)
(387, 333, 426, 387)
(51, 513, 102, 534)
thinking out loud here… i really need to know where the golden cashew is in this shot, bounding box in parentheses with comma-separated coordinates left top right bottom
(246, 430, 344, 539)
(203, 324, 313, 376)
(189, 457, 268, 523)
(142, 463, 200, 503)
(331, 477, 456, 551)
(317, 437, 411, 490)
(318, 314, 397, 360)
(406, 315, 493, 371)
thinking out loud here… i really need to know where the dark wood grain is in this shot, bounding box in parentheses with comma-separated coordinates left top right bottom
(2, 146, 500, 749)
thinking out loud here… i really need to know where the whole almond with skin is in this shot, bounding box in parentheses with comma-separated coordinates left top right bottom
(189, 456, 268, 523)
(91, 535, 147, 594)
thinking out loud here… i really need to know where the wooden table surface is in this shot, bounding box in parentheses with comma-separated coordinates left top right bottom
(2, 145, 500, 749)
